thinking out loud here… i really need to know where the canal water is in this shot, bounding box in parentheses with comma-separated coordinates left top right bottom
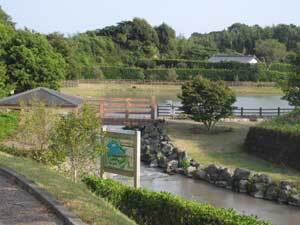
(234, 95, 290, 108)
(112, 165, 300, 225)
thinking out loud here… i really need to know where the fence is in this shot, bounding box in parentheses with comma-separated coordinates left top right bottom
(157, 103, 294, 119)
(86, 97, 157, 125)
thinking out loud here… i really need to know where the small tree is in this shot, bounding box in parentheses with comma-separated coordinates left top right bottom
(281, 73, 300, 107)
(179, 76, 236, 131)
(166, 69, 178, 81)
(51, 104, 104, 182)
(17, 100, 60, 164)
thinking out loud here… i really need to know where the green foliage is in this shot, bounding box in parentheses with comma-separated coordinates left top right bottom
(83, 177, 272, 225)
(17, 101, 62, 165)
(3, 30, 66, 93)
(51, 104, 103, 182)
(179, 77, 236, 131)
(255, 39, 287, 64)
(258, 109, 300, 135)
(269, 63, 295, 73)
(281, 73, 300, 107)
(0, 111, 19, 141)
(96, 66, 144, 80)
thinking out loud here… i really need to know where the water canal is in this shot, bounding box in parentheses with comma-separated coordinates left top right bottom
(113, 164, 300, 225)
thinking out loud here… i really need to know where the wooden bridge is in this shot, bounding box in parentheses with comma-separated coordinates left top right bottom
(86, 97, 157, 125)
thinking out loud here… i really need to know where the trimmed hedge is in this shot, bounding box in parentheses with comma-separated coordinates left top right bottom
(245, 127, 300, 171)
(83, 177, 272, 225)
(80, 66, 290, 82)
(136, 59, 255, 70)
(269, 63, 295, 73)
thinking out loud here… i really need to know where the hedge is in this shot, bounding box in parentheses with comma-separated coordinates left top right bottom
(80, 66, 289, 82)
(136, 59, 255, 70)
(245, 127, 300, 171)
(83, 177, 272, 225)
(269, 63, 295, 73)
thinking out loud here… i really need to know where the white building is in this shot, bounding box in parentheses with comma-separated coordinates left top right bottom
(208, 55, 259, 64)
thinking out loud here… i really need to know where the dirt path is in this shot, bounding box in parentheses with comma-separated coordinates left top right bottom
(0, 174, 63, 225)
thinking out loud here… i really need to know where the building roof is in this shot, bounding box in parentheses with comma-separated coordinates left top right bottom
(0, 87, 83, 108)
(208, 55, 259, 63)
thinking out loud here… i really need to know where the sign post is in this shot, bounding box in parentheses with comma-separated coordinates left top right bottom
(100, 126, 140, 188)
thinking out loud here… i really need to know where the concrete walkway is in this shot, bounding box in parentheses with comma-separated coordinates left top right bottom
(0, 174, 63, 225)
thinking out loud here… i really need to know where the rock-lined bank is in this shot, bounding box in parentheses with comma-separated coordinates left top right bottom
(138, 121, 300, 207)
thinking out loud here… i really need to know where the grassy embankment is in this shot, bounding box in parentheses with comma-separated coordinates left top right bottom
(61, 83, 282, 102)
(0, 112, 136, 225)
(166, 120, 300, 185)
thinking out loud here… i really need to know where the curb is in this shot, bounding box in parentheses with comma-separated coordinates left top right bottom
(0, 167, 87, 225)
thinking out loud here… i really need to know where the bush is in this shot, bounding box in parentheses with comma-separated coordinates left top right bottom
(83, 177, 271, 225)
(269, 63, 295, 73)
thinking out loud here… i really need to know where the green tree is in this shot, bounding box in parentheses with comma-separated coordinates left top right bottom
(179, 76, 236, 131)
(281, 73, 300, 107)
(255, 39, 287, 65)
(166, 69, 178, 81)
(3, 30, 66, 92)
(51, 104, 104, 182)
(17, 101, 61, 164)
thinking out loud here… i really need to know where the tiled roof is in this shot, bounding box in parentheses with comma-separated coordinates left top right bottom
(0, 87, 83, 107)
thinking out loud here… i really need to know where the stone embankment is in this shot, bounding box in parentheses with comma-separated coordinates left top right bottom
(139, 121, 300, 207)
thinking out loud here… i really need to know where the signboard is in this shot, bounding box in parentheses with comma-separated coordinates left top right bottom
(100, 126, 140, 188)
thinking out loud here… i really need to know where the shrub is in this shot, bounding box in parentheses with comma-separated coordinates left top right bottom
(83, 177, 272, 225)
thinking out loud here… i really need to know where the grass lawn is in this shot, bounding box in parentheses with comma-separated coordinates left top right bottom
(0, 152, 136, 225)
(61, 83, 282, 103)
(166, 120, 300, 185)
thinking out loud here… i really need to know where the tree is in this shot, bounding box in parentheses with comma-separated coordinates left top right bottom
(3, 30, 66, 92)
(179, 77, 236, 131)
(255, 39, 287, 65)
(51, 104, 104, 182)
(155, 23, 176, 56)
(17, 101, 61, 164)
(166, 69, 178, 81)
(281, 73, 300, 107)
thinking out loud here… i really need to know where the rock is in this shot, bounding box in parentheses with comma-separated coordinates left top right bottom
(165, 160, 178, 174)
(167, 152, 178, 161)
(264, 184, 279, 201)
(218, 168, 233, 181)
(157, 154, 167, 168)
(215, 181, 228, 188)
(175, 167, 185, 175)
(249, 183, 267, 198)
(252, 174, 272, 184)
(238, 179, 249, 193)
(195, 168, 206, 180)
(278, 182, 293, 204)
(288, 194, 300, 206)
(190, 159, 200, 168)
(161, 142, 173, 156)
(149, 159, 158, 168)
(185, 166, 197, 178)
(204, 164, 220, 183)
(233, 168, 251, 180)
(177, 150, 187, 165)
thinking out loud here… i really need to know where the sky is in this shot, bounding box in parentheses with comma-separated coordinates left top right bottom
(1, 0, 300, 37)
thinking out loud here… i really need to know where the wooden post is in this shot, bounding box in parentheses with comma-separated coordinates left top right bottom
(99, 100, 104, 119)
(125, 98, 130, 120)
(134, 130, 141, 188)
(241, 107, 244, 117)
(278, 107, 281, 116)
(151, 96, 157, 120)
(99, 126, 107, 179)
(259, 107, 262, 117)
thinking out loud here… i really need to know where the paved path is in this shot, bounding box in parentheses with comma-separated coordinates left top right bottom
(0, 174, 63, 225)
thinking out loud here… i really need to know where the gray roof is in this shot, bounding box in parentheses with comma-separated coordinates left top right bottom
(0, 87, 83, 107)
(208, 55, 259, 63)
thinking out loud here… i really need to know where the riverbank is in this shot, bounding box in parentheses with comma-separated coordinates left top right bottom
(166, 120, 300, 185)
(61, 83, 282, 103)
